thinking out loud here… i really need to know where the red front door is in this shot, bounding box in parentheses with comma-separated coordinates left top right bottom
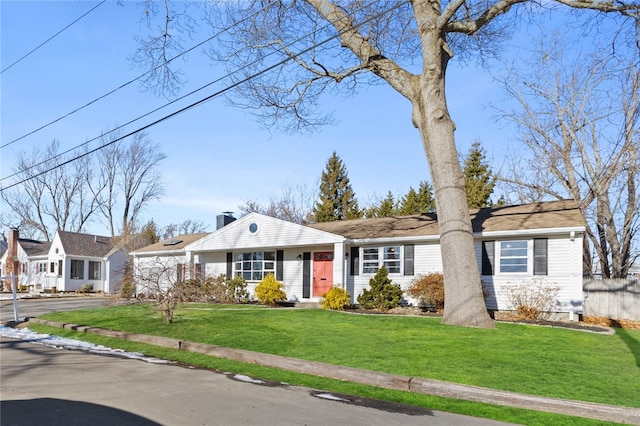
(313, 252, 333, 297)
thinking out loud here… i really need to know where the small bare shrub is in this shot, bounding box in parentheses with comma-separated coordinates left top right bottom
(321, 286, 351, 310)
(505, 278, 560, 320)
(79, 284, 93, 293)
(255, 273, 286, 306)
(406, 273, 444, 312)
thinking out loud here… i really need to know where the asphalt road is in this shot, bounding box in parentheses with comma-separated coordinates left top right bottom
(0, 296, 109, 322)
(0, 336, 514, 426)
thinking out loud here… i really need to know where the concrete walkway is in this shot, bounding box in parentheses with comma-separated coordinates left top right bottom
(24, 318, 640, 425)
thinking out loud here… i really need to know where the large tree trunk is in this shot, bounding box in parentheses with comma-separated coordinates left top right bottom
(413, 22, 494, 328)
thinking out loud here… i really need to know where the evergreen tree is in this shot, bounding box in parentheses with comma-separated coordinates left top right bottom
(462, 141, 496, 208)
(313, 151, 361, 222)
(366, 191, 398, 218)
(399, 181, 436, 215)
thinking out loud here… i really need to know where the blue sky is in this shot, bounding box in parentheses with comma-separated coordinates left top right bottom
(1, 1, 537, 235)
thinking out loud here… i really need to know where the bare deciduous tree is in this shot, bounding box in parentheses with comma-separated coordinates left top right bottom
(240, 182, 318, 224)
(97, 130, 167, 236)
(133, 257, 186, 323)
(135, 1, 639, 327)
(497, 42, 639, 278)
(0, 141, 100, 240)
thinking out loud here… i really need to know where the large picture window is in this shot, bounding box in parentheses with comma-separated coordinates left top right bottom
(70, 259, 84, 280)
(499, 240, 528, 273)
(235, 251, 275, 281)
(361, 246, 402, 274)
(88, 261, 101, 280)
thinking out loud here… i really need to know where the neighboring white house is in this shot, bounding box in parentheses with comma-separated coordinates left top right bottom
(0, 229, 51, 290)
(131, 200, 586, 317)
(46, 231, 131, 293)
(1, 229, 131, 293)
(130, 233, 209, 293)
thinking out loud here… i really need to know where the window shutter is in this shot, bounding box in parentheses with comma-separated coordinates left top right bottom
(533, 238, 548, 275)
(404, 244, 415, 276)
(226, 252, 232, 278)
(276, 250, 284, 281)
(302, 252, 311, 298)
(481, 241, 495, 276)
(350, 247, 359, 276)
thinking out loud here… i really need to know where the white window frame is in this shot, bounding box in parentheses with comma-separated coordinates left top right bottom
(361, 246, 402, 274)
(70, 259, 84, 280)
(88, 261, 101, 280)
(498, 240, 529, 274)
(235, 251, 276, 281)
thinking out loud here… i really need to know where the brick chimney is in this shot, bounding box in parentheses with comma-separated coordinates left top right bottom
(5, 228, 20, 288)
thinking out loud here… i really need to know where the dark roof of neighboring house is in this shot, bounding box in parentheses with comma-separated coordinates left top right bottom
(19, 239, 52, 256)
(308, 200, 584, 240)
(132, 233, 209, 254)
(57, 231, 117, 258)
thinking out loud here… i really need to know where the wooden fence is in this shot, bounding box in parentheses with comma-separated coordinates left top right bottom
(583, 279, 640, 321)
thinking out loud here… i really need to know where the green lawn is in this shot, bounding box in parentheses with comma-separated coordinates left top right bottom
(33, 303, 640, 425)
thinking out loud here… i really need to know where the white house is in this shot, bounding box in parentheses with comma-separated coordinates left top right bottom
(0, 229, 51, 290)
(130, 233, 209, 293)
(45, 231, 131, 293)
(131, 200, 586, 317)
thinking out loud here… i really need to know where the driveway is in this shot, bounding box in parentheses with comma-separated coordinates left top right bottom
(0, 296, 109, 322)
(0, 336, 513, 426)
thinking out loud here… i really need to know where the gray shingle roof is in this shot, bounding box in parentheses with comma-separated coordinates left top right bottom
(57, 231, 117, 258)
(19, 239, 51, 256)
(132, 233, 209, 254)
(307, 200, 584, 239)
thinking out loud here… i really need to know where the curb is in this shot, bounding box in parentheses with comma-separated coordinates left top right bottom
(25, 318, 640, 425)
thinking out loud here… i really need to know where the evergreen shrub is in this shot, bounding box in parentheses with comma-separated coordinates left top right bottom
(255, 273, 287, 306)
(357, 266, 402, 310)
(321, 286, 351, 310)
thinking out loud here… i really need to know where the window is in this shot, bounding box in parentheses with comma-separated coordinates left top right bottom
(50, 262, 56, 273)
(70, 260, 84, 280)
(88, 261, 101, 280)
(362, 246, 402, 274)
(58, 260, 63, 277)
(235, 251, 275, 281)
(37, 262, 47, 273)
(499, 240, 528, 273)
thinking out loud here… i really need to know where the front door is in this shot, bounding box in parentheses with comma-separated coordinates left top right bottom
(313, 252, 333, 297)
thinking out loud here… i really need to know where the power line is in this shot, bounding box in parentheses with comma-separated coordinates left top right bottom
(1, 0, 409, 192)
(1, 1, 278, 150)
(1, 1, 106, 74)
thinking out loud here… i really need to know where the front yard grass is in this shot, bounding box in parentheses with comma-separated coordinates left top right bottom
(33, 304, 640, 424)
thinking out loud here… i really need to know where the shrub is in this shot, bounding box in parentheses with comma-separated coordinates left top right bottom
(226, 274, 249, 302)
(255, 273, 287, 306)
(406, 273, 444, 312)
(119, 280, 136, 300)
(505, 278, 561, 320)
(321, 286, 351, 310)
(79, 284, 93, 293)
(357, 266, 403, 310)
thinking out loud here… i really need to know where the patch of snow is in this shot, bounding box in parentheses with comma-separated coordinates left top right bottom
(233, 374, 265, 384)
(314, 393, 351, 402)
(0, 325, 172, 364)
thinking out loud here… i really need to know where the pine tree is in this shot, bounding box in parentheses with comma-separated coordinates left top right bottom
(399, 181, 436, 215)
(462, 141, 496, 208)
(366, 191, 398, 218)
(313, 151, 361, 222)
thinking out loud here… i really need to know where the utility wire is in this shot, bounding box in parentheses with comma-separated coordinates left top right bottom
(1, 1, 106, 74)
(1, 0, 278, 149)
(1, 0, 409, 192)
(1, 0, 382, 183)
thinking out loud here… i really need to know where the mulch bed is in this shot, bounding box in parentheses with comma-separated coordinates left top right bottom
(345, 306, 640, 332)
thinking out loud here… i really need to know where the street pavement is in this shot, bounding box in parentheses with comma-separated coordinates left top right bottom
(0, 295, 109, 323)
(0, 336, 514, 426)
